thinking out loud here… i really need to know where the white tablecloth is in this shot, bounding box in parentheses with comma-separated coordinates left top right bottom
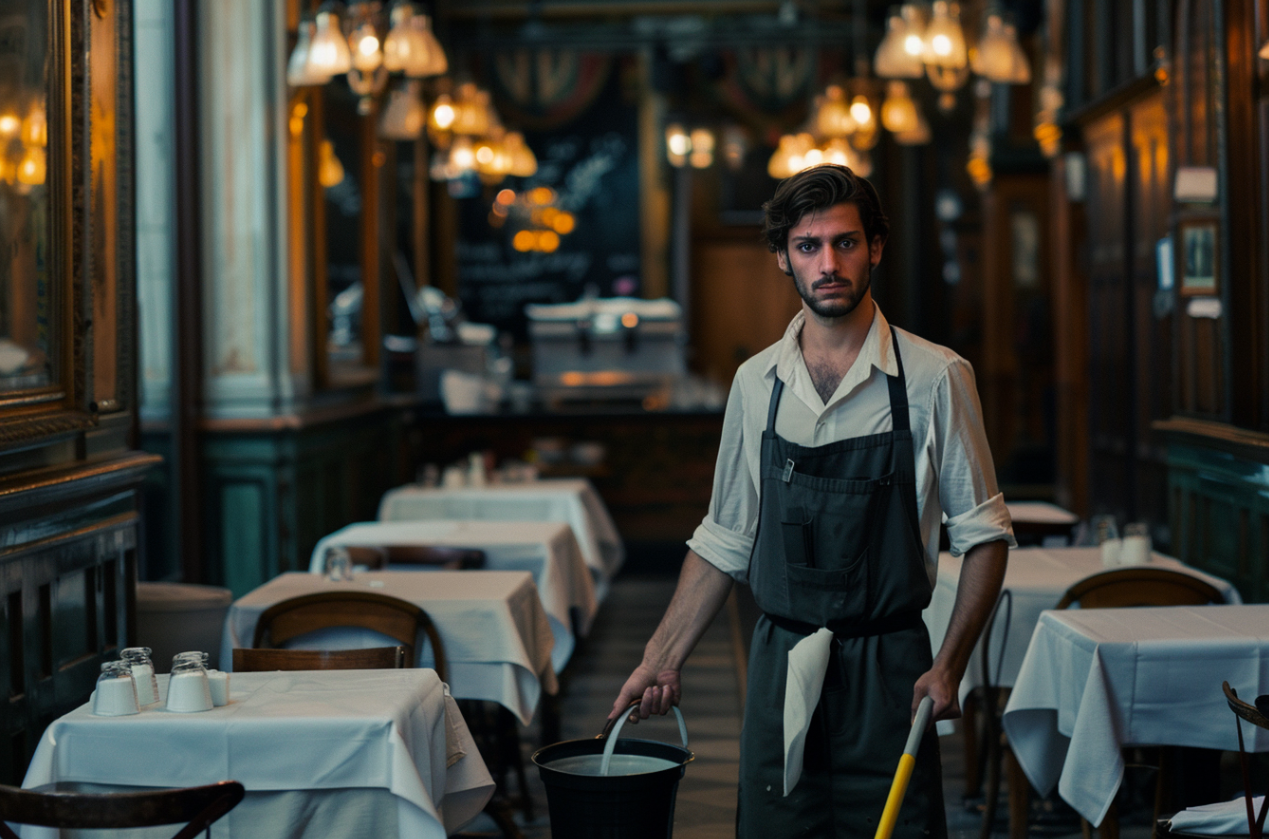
(1002, 604, 1269, 827)
(19, 669, 494, 839)
(308, 520, 597, 672)
(221, 571, 557, 725)
(377, 479, 623, 599)
(1005, 501, 1080, 525)
(923, 547, 1241, 705)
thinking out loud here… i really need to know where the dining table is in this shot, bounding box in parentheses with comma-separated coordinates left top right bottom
(220, 570, 557, 725)
(1004, 500, 1081, 545)
(1001, 604, 1269, 827)
(923, 546, 1242, 711)
(19, 668, 494, 839)
(307, 519, 597, 672)
(377, 478, 623, 600)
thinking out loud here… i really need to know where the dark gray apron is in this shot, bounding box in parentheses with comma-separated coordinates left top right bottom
(737, 331, 947, 839)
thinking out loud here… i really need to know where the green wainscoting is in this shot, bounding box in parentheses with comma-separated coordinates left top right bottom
(1159, 420, 1269, 604)
(200, 403, 412, 597)
(0, 453, 158, 785)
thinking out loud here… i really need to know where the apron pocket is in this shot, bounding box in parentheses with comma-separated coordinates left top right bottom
(785, 547, 869, 624)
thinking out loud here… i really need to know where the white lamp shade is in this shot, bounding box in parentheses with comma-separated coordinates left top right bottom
(383, 4, 414, 72)
(875, 13, 924, 79)
(881, 81, 920, 134)
(407, 15, 449, 77)
(307, 10, 352, 77)
(287, 19, 332, 86)
(379, 83, 427, 139)
(349, 19, 383, 72)
(923, 1, 968, 69)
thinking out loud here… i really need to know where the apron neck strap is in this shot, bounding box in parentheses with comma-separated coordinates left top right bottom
(887, 330, 910, 433)
(766, 376, 785, 434)
(767, 330, 910, 433)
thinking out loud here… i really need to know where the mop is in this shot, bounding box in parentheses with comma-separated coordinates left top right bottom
(873, 695, 935, 839)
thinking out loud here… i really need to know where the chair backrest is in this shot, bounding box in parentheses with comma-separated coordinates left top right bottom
(346, 544, 486, 571)
(1224, 681, 1269, 732)
(232, 645, 406, 672)
(1056, 567, 1224, 609)
(0, 780, 244, 839)
(251, 591, 448, 681)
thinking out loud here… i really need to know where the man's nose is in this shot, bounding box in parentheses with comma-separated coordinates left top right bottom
(816, 248, 842, 276)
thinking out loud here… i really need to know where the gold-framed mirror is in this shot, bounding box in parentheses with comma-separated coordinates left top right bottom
(0, 0, 93, 446)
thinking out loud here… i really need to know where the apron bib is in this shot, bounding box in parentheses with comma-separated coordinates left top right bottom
(738, 331, 947, 839)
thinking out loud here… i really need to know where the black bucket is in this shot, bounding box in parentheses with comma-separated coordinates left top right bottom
(531, 704, 694, 839)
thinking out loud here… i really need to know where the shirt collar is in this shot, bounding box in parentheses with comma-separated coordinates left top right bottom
(766, 303, 899, 385)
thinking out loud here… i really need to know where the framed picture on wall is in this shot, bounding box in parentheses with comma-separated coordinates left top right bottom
(1179, 219, 1219, 296)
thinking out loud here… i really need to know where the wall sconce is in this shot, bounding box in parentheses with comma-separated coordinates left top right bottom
(665, 123, 690, 167)
(688, 128, 715, 168)
(1261, 40, 1269, 59)
(318, 138, 346, 187)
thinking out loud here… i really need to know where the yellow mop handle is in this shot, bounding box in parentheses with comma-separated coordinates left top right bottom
(873, 696, 934, 839)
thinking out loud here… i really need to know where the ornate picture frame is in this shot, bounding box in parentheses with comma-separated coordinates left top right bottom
(1178, 219, 1219, 297)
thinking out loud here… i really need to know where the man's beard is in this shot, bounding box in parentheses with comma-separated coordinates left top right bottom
(792, 264, 872, 319)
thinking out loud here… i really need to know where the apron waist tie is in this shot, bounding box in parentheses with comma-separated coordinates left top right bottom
(766, 609, 924, 639)
(773, 609, 924, 798)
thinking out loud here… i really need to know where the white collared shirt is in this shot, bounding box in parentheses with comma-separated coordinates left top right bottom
(688, 304, 1015, 587)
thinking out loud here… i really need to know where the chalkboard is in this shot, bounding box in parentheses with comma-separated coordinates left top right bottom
(455, 57, 641, 340)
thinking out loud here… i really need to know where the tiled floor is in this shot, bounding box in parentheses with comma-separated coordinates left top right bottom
(456, 573, 1174, 839)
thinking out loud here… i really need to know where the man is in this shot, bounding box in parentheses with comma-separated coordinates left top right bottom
(610, 164, 1013, 837)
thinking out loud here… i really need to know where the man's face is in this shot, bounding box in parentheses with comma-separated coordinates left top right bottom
(776, 202, 884, 321)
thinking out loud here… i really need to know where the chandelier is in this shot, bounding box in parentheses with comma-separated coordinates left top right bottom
(874, 2, 1032, 113)
(287, 0, 448, 113)
(426, 82, 537, 185)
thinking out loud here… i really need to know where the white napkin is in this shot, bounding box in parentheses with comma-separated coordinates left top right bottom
(1169, 796, 1264, 835)
(442, 684, 468, 768)
(783, 628, 834, 796)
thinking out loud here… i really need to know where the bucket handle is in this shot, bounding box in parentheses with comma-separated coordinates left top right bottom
(597, 700, 689, 777)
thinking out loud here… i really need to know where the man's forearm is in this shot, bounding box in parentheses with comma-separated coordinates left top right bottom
(643, 550, 735, 671)
(932, 538, 1008, 681)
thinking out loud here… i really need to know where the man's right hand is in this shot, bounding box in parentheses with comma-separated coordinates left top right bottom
(609, 662, 681, 722)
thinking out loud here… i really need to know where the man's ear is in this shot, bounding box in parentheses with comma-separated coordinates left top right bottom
(776, 249, 792, 276)
(869, 235, 886, 268)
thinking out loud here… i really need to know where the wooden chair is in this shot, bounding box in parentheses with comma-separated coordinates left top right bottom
(0, 780, 244, 839)
(1003, 567, 1225, 839)
(232, 645, 406, 672)
(1055, 567, 1223, 610)
(345, 544, 486, 571)
(251, 591, 447, 681)
(1222, 682, 1269, 839)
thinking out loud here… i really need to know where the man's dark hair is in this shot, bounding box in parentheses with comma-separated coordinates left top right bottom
(762, 164, 890, 254)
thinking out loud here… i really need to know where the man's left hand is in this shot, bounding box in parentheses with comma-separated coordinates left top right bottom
(911, 666, 960, 724)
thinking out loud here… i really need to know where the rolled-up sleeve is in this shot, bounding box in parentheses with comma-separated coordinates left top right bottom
(687, 377, 760, 582)
(931, 358, 1016, 556)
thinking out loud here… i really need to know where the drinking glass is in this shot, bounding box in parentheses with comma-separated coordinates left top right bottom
(1121, 522, 1152, 565)
(121, 646, 160, 707)
(1092, 514, 1121, 567)
(166, 657, 213, 713)
(93, 661, 140, 716)
(325, 546, 353, 582)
